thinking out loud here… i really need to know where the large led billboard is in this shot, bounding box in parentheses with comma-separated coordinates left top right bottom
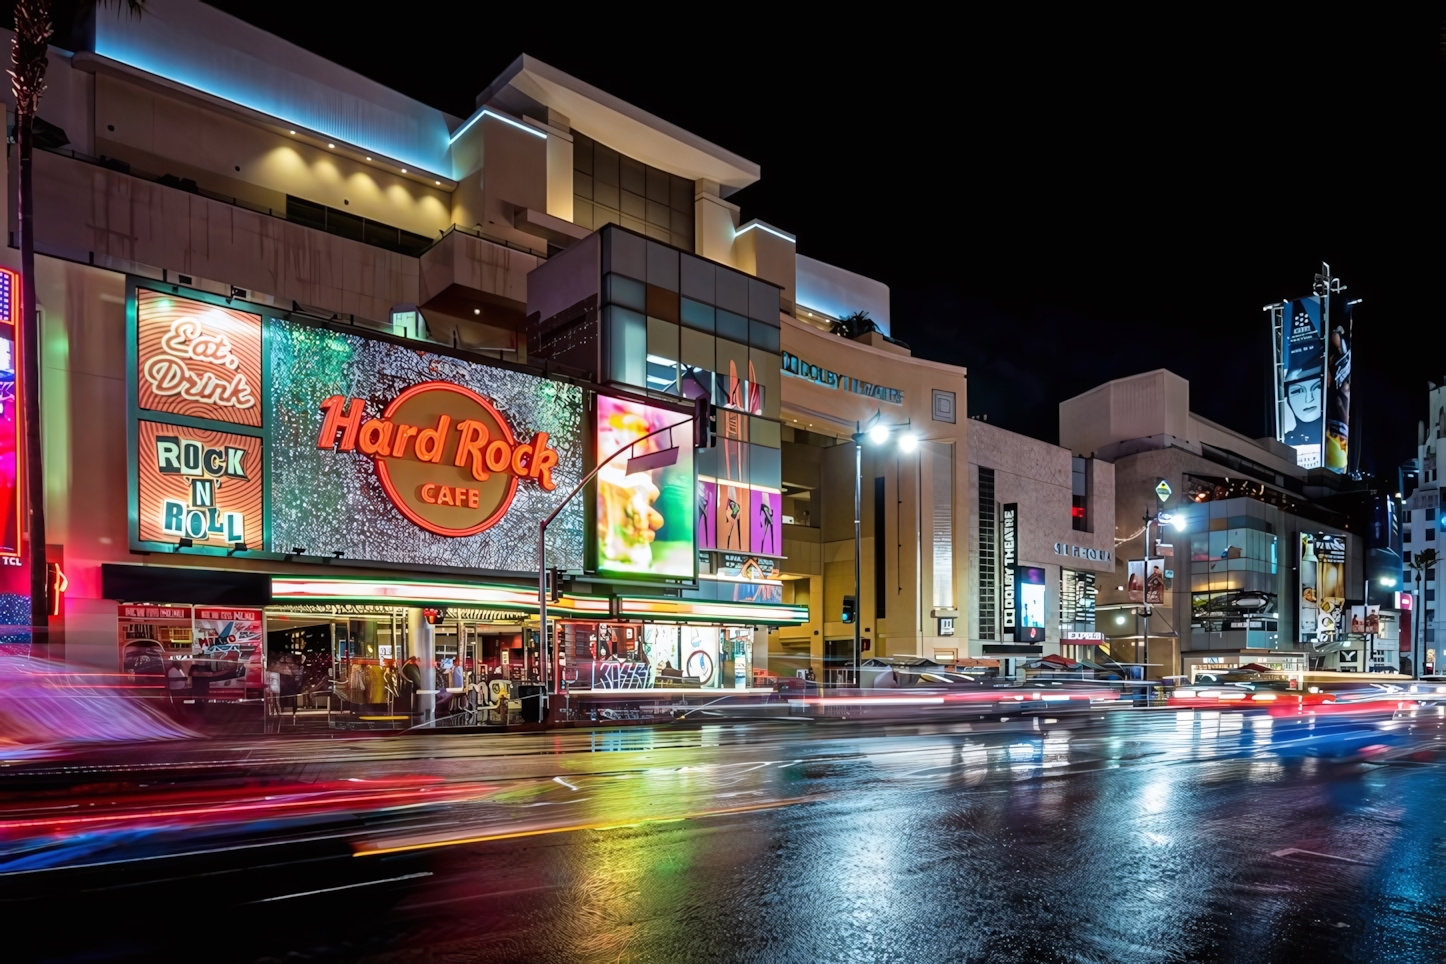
(0, 267, 20, 557)
(596, 395, 695, 578)
(129, 285, 586, 571)
(1273, 274, 1353, 473)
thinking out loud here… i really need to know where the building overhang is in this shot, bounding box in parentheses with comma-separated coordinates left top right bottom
(472, 55, 760, 195)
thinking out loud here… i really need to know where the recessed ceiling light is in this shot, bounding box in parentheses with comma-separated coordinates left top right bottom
(401, 168, 407, 174)
(365, 156, 371, 161)
(289, 130, 295, 134)
(473, 308, 480, 315)
(435, 180, 441, 185)
(327, 143, 335, 149)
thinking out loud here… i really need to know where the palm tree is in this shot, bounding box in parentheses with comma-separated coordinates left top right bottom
(11, 0, 142, 656)
(1409, 547, 1437, 677)
(830, 311, 878, 340)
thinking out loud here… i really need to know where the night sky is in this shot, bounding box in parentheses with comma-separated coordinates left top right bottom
(51, 6, 1446, 476)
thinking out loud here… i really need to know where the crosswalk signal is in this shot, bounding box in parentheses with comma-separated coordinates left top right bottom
(842, 595, 856, 624)
(693, 394, 717, 449)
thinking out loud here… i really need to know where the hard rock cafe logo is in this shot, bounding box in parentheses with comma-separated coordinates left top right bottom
(317, 382, 558, 537)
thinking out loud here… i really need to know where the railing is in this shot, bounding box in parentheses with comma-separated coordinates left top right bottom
(34, 144, 549, 262)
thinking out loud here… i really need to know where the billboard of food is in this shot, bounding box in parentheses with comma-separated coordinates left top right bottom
(596, 395, 695, 578)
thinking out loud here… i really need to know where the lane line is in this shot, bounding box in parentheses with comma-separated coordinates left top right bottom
(253, 872, 433, 902)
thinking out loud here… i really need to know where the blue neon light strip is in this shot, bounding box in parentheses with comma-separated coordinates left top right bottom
(449, 109, 548, 144)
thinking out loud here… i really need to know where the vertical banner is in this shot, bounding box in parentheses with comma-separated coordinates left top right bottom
(1000, 503, 1018, 638)
(1325, 295, 1352, 473)
(1299, 534, 1319, 640)
(1145, 557, 1165, 605)
(1300, 532, 1346, 643)
(1128, 559, 1146, 603)
(1278, 297, 1325, 469)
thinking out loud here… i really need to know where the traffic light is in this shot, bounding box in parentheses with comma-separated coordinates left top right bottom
(693, 394, 717, 449)
(548, 567, 562, 603)
(842, 595, 856, 624)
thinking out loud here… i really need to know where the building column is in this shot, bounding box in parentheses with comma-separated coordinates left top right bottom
(408, 607, 435, 724)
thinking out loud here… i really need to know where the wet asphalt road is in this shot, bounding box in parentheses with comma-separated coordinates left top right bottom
(6, 709, 1446, 963)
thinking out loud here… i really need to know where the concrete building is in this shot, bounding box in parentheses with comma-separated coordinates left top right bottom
(1400, 382, 1446, 672)
(1061, 369, 1393, 681)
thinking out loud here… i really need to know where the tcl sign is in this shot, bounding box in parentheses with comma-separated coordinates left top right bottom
(317, 382, 559, 537)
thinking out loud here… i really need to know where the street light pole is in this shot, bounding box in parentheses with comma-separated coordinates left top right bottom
(853, 427, 863, 684)
(537, 417, 691, 706)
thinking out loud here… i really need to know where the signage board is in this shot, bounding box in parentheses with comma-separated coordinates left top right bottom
(1275, 289, 1352, 473)
(1299, 532, 1346, 644)
(780, 351, 904, 405)
(1015, 566, 1046, 642)
(192, 607, 264, 699)
(1000, 503, 1018, 638)
(596, 394, 695, 578)
(129, 285, 587, 572)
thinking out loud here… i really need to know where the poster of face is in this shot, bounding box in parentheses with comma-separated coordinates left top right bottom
(1279, 297, 1326, 470)
(1364, 605, 1381, 635)
(1127, 559, 1146, 604)
(1349, 605, 1365, 635)
(597, 395, 696, 577)
(193, 608, 264, 699)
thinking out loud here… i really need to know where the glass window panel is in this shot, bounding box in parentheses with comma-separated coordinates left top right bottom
(620, 156, 646, 195)
(680, 327, 713, 370)
(621, 189, 646, 219)
(594, 207, 619, 229)
(716, 309, 749, 343)
(573, 132, 593, 175)
(646, 198, 671, 227)
(646, 316, 678, 362)
(748, 278, 780, 322)
(645, 241, 679, 291)
(671, 208, 694, 240)
(715, 267, 749, 315)
(607, 306, 645, 388)
(670, 174, 693, 211)
(715, 338, 748, 383)
(604, 227, 646, 279)
(749, 319, 780, 353)
(646, 285, 680, 323)
(594, 142, 618, 185)
(574, 172, 593, 201)
(681, 297, 715, 332)
(621, 214, 648, 235)
(646, 165, 670, 202)
(680, 255, 714, 303)
(605, 273, 646, 312)
(749, 417, 781, 448)
(593, 181, 619, 211)
(573, 198, 593, 230)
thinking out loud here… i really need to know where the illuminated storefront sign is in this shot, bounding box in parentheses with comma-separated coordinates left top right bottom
(1053, 541, 1111, 562)
(129, 284, 585, 571)
(316, 382, 559, 537)
(780, 351, 903, 405)
(1000, 503, 1018, 637)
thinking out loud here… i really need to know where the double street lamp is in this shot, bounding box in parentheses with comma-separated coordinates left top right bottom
(851, 418, 916, 682)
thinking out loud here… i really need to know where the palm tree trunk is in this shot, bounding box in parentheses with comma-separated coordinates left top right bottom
(11, 0, 53, 659)
(18, 108, 47, 658)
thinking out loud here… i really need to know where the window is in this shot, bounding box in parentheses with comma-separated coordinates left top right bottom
(932, 389, 956, 424)
(1071, 457, 1089, 532)
(978, 466, 996, 640)
(1431, 527, 1438, 541)
(1405, 550, 1413, 564)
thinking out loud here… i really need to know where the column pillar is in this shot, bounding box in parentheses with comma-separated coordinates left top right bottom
(408, 608, 435, 724)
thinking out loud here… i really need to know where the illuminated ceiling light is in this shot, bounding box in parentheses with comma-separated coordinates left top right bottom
(327, 143, 335, 149)
(868, 424, 890, 445)
(898, 433, 918, 452)
(401, 168, 407, 174)
(435, 180, 441, 185)
(473, 308, 481, 315)
(289, 130, 296, 134)
(365, 156, 371, 161)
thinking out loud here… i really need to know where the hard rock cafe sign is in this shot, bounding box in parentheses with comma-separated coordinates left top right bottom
(317, 382, 559, 537)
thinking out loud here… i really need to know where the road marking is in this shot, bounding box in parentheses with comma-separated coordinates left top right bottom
(254, 872, 433, 901)
(1271, 848, 1367, 865)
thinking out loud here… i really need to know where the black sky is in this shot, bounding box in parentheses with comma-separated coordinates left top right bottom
(82, 6, 1446, 474)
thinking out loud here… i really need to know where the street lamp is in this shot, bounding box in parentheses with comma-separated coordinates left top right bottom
(851, 417, 912, 684)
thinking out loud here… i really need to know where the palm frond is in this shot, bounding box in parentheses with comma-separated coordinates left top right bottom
(9, 0, 53, 118)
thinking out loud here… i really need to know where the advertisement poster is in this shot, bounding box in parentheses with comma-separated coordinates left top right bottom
(269, 319, 584, 571)
(118, 604, 192, 678)
(193, 608, 264, 699)
(136, 288, 262, 428)
(1279, 297, 1325, 470)
(1145, 557, 1165, 605)
(717, 483, 750, 553)
(136, 420, 263, 547)
(751, 489, 782, 556)
(596, 395, 695, 577)
(1300, 532, 1346, 643)
(683, 625, 720, 686)
(1128, 559, 1146, 603)
(696, 480, 717, 549)
(1015, 566, 1046, 642)
(1325, 296, 1352, 472)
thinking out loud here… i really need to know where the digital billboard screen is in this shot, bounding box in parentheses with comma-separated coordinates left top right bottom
(1276, 289, 1352, 473)
(596, 395, 695, 578)
(1299, 532, 1346, 644)
(1015, 565, 1046, 642)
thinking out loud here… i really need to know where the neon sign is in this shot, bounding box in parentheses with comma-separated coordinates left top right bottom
(0, 267, 19, 557)
(317, 381, 559, 537)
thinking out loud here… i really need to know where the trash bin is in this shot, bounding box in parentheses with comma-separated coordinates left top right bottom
(518, 684, 545, 723)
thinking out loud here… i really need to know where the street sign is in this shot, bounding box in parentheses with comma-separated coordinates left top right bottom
(1155, 480, 1172, 503)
